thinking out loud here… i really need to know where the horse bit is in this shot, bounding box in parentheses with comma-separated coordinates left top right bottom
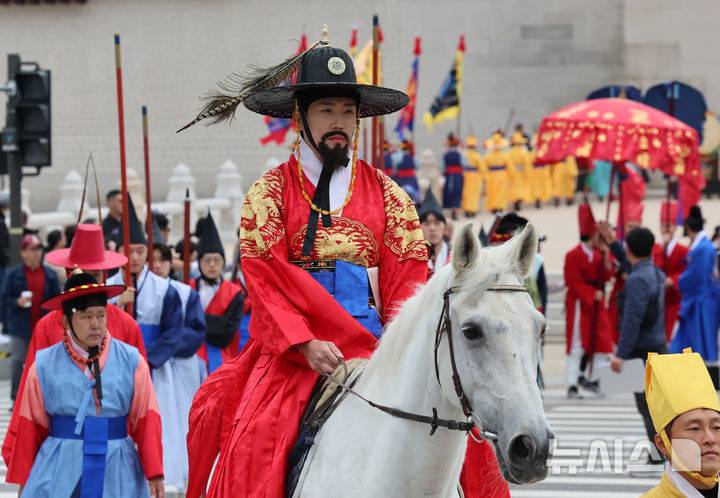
(325, 283, 529, 442)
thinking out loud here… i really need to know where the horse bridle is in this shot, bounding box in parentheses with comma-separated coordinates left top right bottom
(433, 284, 529, 441)
(325, 283, 529, 441)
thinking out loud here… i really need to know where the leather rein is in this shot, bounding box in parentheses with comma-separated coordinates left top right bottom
(325, 283, 529, 441)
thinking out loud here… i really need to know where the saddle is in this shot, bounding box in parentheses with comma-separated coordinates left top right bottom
(285, 358, 367, 497)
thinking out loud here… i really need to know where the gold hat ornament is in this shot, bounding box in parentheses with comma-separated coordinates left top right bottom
(484, 132, 509, 150)
(511, 131, 528, 145)
(646, 348, 720, 486)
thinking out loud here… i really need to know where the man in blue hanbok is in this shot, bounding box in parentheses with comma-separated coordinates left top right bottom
(670, 205, 720, 387)
(11, 271, 164, 497)
(107, 195, 189, 489)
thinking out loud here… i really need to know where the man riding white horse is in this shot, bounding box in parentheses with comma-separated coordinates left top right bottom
(183, 26, 511, 497)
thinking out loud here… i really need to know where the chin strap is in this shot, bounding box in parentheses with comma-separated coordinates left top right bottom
(661, 430, 720, 486)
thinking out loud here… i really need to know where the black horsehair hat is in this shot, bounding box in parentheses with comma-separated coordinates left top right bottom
(418, 189, 445, 224)
(197, 210, 224, 259)
(177, 25, 409, 132)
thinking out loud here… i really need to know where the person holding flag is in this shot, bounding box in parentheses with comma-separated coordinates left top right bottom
(442, 133, 467, 219)
(423, 35, 464, 130)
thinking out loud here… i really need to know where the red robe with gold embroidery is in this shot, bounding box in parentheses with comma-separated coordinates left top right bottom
(2, 304, 146, 470)
(187, 156, 428, 497)
(652, 240, 688, 342)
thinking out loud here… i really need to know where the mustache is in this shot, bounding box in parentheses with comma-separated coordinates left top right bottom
(320, 131, 350, 143)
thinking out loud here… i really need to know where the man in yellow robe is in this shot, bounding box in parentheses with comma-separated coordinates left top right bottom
(461, 136, 486, 217)
(483, 133, 513, 214)
(642, 349, 720, 496)
(507, 132, 533, 211)
(551, 156, 579, 206)
(529, 135, 552, 208)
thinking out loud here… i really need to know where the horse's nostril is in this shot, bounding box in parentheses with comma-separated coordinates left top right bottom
(509, 435, 535, 465)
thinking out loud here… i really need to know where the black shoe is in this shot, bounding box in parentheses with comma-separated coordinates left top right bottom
(514, 201, 522, 211)
(581, 379, 602, 394)
(535, 200, 541, 209)
(451, 211, 458, 220)
(567, 386, 583, 399)
(553, 198, 560, 207)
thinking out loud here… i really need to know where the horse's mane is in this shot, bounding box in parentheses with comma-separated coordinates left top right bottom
(367, 243, 519, 381)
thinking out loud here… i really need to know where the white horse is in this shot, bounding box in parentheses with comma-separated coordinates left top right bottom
(293, 223, 553, 497)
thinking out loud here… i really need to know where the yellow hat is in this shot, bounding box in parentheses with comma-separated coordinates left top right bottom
(466, 136, 478, 148)
(511, 131, 528, 145)
(483, 132, 509, 150)
(646, 348, 720, 485)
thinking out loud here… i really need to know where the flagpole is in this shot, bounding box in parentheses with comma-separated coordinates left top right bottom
(183, 188, 191, 285)
(114, 34, 132, 317)
(456, 35, 465, 139)
(372, 15, 379, 167)
(142, 105, 154, 272)
(411, 37, 421, 146)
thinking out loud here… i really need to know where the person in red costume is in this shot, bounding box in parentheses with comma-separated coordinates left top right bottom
(190, 211, 245, 374)
(183, 29, 507, 498)
(2, 223, 147, 474)
(564, 205, 614, 399)
(651, 201, 688, 342)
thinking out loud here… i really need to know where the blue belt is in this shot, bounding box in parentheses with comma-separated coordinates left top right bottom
(489, 165, 506, 171)
(51, 415, 128, 498)
(292, 260, 383, 339)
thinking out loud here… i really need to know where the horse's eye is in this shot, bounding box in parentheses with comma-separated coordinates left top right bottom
(462, 324, 484, 340)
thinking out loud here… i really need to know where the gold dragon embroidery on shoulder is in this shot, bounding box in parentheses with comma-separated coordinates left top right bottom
(375, 169, 428, 262)
(240, 168, 285, 260)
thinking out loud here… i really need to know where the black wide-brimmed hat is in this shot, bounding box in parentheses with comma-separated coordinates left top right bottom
(243, 44, 408, 119)
(177, 26, 408, 132)
(42, 271, 125, 311)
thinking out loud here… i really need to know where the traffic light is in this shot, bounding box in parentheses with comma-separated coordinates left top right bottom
(14, 66, 51, 167)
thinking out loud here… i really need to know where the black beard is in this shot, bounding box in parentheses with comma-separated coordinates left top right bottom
(317, 131, 350, 172)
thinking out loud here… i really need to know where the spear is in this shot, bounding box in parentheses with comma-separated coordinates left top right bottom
(142, 105, 154, 272)
(114, 34, 132, 316)
(183, 188, 191, 284)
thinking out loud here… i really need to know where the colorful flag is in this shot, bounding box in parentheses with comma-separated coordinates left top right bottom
(258, 34, 306, 146)
(353, 27, 383, 85)
(423, 35, 465, 131)
(395, 37, 421, 141)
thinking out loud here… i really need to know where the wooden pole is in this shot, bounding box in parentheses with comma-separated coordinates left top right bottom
(183, 189, 191, 285)
(114, 34, 132, 316)
(371, 15, 379, 166)
(378, 117, 385, 172)
(142, 106, 153, 272)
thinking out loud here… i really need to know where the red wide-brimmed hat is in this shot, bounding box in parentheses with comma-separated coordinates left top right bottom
(45, 224, 128, 271)
(41, 274, 125, 311)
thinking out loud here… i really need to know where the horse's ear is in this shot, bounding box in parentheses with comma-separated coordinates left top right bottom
(452, 223, 480, 274)
(509, 223, 539, 278)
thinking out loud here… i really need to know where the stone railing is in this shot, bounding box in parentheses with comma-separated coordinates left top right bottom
(22, 160, 250, 246)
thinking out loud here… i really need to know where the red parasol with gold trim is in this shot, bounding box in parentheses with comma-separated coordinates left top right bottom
(535, 98, 704, 221)
(536, 98, 702, 178)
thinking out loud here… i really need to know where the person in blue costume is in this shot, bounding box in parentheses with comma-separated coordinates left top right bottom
(394, 140, 421, 204)
(442, 132, 467, 220)
(106, 194, 189, 490)
(13, 271, 164, 498)
(670, 205, 720, 387)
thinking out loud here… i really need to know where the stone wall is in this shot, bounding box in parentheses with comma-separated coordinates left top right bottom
(1, 0, 630, 211)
